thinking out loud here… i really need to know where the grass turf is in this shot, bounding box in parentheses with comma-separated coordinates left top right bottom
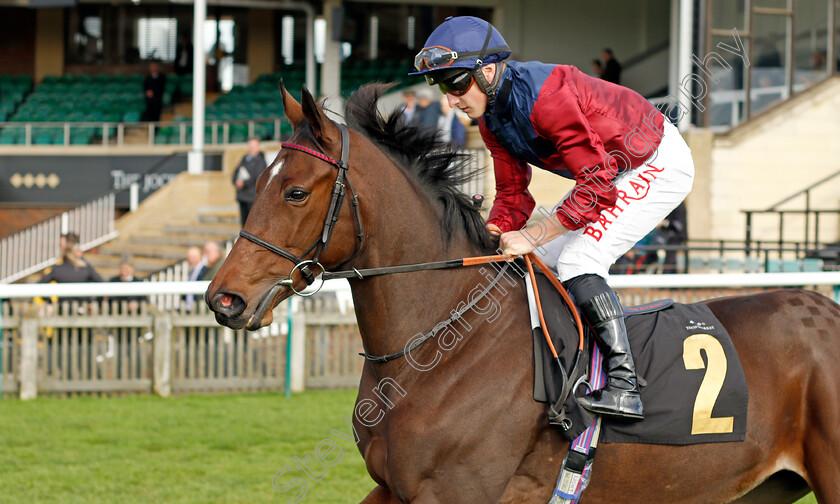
(0, 390, 819, 503)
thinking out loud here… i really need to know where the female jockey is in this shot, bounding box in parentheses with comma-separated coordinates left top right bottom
(411, 16, 695, 421)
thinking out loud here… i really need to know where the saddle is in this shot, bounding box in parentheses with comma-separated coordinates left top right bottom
(527, 261, 748, 446)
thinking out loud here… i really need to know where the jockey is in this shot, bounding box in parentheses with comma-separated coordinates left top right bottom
(411, 16, 695, 421)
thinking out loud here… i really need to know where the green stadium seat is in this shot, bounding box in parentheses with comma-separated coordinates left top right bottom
(0, 131, 17, 144)
(765, 259, 782, 273)
(802, 258, 824, 272)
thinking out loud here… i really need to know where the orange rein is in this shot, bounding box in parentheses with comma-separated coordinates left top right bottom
(464, 254, 584, 358)
(524, 254, 586, 357)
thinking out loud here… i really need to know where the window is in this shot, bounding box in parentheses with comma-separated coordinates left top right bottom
(137, 18, 177, 61)
(282, 15, 295, 64)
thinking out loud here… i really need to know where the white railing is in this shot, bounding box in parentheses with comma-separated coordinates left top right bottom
(0, 193, 118, 284)
(3, 271, 839, 304)
(460, 148, 487, 198)
(0, 118, 289, 148)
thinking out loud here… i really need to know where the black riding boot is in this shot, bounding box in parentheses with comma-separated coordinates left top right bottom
(566, 275, 644, 421)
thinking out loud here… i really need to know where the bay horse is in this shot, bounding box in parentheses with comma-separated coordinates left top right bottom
(206, 83, 840, 503)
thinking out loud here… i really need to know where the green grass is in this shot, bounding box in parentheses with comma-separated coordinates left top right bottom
(0, 391, 371, 503)
(0, 391, 820, 503)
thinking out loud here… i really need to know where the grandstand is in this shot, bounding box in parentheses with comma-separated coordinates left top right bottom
(0, 60, 420, 147)
(1, 0, 840, 283)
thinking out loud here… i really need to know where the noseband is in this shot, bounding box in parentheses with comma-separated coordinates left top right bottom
(239, 123, 364, 297)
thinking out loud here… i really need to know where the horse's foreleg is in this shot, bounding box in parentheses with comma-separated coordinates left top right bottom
(360, 485, 401, 504)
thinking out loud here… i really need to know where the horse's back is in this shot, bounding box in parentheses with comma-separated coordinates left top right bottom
(704, 288, 840, 365)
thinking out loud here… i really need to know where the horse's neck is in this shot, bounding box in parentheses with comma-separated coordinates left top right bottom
(345, 163, 482, 363)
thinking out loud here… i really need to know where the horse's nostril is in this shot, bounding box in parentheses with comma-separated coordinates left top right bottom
(212, 292, 246, 318)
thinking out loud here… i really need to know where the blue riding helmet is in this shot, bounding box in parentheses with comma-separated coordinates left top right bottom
(410, 16, 511, 77)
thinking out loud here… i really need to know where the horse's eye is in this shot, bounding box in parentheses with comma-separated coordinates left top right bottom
(285, 188, 309, 202)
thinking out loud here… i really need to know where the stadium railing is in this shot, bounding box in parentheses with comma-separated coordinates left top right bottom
(0, 193, 118, 284)
(1, 273, 839, 399)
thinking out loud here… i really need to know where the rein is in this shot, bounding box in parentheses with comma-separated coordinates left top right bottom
(237, 125, 585, 398)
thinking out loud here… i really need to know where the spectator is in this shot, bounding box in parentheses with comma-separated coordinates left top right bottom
(107, 256, 146, 312)
(660, 202, 688, 274)
(437, 95, 467, 149)
(142, 62, 167, 122)
(599, 48, 622, 84)
(45, 231, 81, 272)
(414, 88, 442, 131)
(233, 137, 268, 227)
(591, 59, 603, 78)
(174, 34, 194, 76)
(200, 241, 224, 281)
(39, 234, 103, 309)
(184, 246, 206, 311)
(401, 90, 418, 124)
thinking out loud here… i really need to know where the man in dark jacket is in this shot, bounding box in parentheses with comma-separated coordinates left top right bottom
(142, 62, 167, 121)
(600, 48, 622, 84)
(233, 137, 268, 226)
(414, 88, 442, 131)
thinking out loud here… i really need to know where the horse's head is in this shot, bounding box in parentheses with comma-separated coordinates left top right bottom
(206, 84, 363, 330)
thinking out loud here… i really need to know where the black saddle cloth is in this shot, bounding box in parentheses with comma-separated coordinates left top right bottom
(531, 271, 748, 445)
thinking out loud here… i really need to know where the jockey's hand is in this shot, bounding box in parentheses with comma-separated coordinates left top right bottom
(498, 215, 570, 256)
(499, 230, 537, 256)
(486, 223, 502, 236)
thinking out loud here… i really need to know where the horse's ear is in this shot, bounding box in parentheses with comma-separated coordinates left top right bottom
(300, 85, 335, 143)
(279, 80, 303, 126)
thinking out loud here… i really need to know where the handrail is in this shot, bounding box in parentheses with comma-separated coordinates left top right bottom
(621, 40, 671, 70)
(0, 116, 291, 148)
(0, 193, 118, 284)
(765, 167, 840, 210)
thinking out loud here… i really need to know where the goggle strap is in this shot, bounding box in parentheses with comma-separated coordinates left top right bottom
(474, 24, 495, 71)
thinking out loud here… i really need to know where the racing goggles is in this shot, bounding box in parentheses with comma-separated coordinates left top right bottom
(414, 45, 507, 72)
(426, 70, 475, 96)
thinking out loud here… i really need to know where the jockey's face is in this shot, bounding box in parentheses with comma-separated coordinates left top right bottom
(445, 64, 494, 119)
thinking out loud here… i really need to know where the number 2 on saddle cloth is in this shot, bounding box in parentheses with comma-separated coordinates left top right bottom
(524, 254, 749, 503)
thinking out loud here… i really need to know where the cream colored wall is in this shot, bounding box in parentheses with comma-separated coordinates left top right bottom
(683, 129, 713, 241)
(702, 77, 840, 244)
(34, 9, 64, 83)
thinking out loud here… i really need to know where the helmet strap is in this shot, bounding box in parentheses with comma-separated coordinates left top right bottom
(475, 62, 505, 109)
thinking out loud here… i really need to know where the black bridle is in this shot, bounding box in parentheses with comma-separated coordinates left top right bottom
(235, 123, 554, 367)
(239, 122, 364, 297)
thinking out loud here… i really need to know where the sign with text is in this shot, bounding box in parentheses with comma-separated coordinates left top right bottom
(0, 154, 222, 207)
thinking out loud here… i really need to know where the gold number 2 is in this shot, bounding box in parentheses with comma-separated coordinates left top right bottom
(682, 334, 734, 435)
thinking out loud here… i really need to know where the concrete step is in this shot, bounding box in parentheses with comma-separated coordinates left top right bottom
(164, 222, 240, 237)
(125, 232, 233, 248)
(98, 243, 190, 262)
(198, 212, 239, 224)
(197, 204, 240, 224)
(86, 254, 172, 273)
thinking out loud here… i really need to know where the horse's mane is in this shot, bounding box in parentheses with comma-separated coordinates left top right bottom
(344, 84, 496, 253)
